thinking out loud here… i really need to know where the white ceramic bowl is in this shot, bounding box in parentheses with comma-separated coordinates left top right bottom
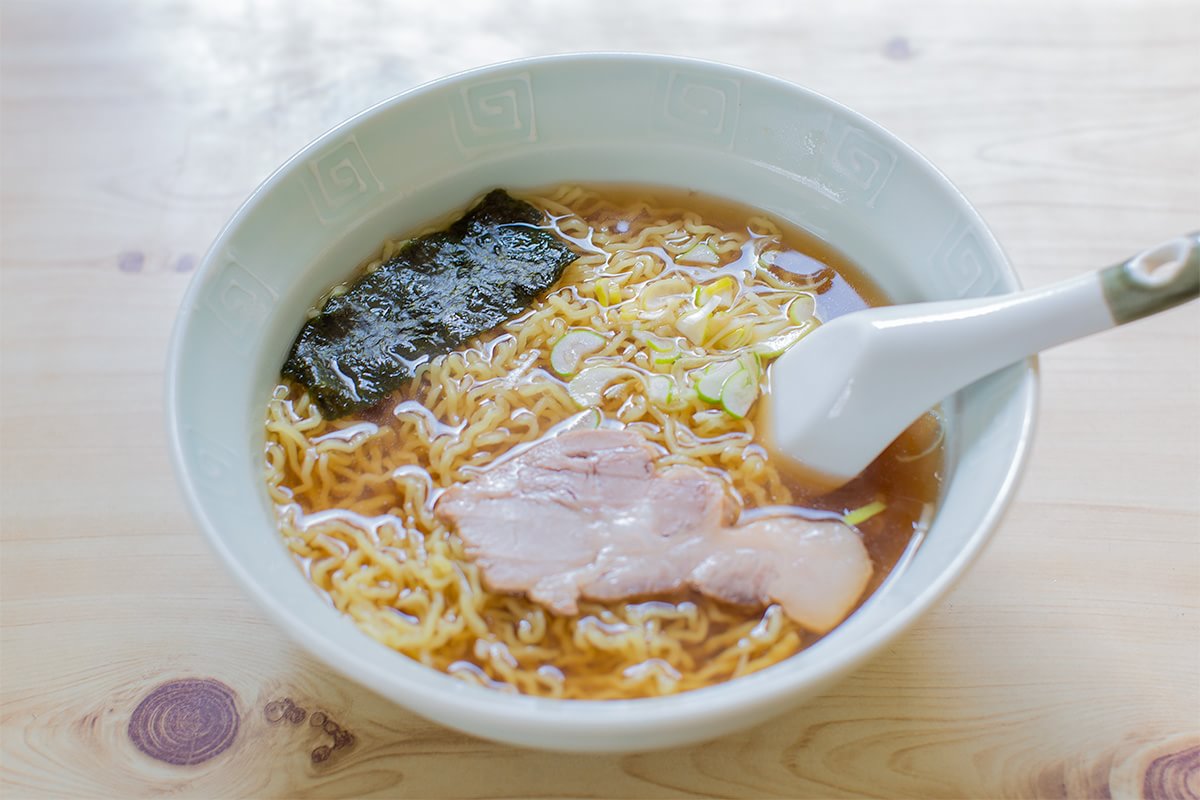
(167, 53, 1035, 752)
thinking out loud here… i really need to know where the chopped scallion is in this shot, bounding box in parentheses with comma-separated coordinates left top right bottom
(549, 329, 606, 377)
(843, 501, 887, 527)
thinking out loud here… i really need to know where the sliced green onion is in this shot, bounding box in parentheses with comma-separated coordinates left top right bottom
(558, 407, 603, 433)
(632, 331, 682, 366)
(549, 329, 606, 377)
(753, 326, 811, 359)
(719, 368, 758, 418)
(676, 296, 719, 345)
(652, 349, 681, 367)
(566, 366, 636, 406)
(647, 335, 673, 353)
(645, 374, 676, 406)
(714, 324, 752, 349)
(788, 293, 816, 324)
(843, 501, 887, 527)
(594, 278, 619, 307)
(679, 241, 720, 266)
(695, 359, 742, 403)
(617, 304, 640, 322)
(633, 330, 675, 352)
(736, 351, 761, 381)
(693, 275, 736, 307)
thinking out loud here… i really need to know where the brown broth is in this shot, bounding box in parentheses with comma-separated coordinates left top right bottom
(267, 184, 944, 698)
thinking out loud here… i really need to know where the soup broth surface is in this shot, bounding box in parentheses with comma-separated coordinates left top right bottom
(264, 185, 943, 699)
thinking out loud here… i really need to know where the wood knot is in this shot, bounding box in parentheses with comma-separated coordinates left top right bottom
(264, 697, 307, 725)
(1144, 744, 1200, 800)
(127, 678, 239, 766)
(308, 710, 354, 763)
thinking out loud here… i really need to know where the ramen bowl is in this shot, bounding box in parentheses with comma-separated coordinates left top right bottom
(166, 53, 1035, 752)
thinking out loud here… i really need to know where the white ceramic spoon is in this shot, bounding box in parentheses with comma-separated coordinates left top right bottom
(767, 232, 1200, 490)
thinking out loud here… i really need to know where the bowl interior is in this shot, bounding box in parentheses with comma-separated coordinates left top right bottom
(168, 54, 1034, 751)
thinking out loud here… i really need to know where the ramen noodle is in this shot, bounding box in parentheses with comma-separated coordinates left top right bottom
(263, 185, 943, 699)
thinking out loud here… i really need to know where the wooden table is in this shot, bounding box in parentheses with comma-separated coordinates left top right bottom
(2, 0, 1197, 796)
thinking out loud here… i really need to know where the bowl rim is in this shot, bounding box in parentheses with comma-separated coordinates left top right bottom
(166, 51, 1038, 739)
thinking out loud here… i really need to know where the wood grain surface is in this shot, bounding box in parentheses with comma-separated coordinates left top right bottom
(2, 0, 1198, 797)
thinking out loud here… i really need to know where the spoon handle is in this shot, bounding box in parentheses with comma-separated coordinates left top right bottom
(844, 232, 1199, 404)
(955, 231, 1200, 375)
(768, 232, 1200, 488)
(1100, 232, 1200, 324)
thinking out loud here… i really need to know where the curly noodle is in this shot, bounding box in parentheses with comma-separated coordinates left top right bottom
(263, 186, 934, 699)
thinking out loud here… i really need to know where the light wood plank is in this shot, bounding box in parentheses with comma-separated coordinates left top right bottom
(2, 0, 1197, 796)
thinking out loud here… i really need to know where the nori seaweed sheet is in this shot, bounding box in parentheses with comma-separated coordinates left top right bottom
(282, 189, 578, 418)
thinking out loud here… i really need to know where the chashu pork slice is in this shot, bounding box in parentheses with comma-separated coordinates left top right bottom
(434, 429, 873, 631)
(435, 430, 735, 614)
(691, 517, 874, 634)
